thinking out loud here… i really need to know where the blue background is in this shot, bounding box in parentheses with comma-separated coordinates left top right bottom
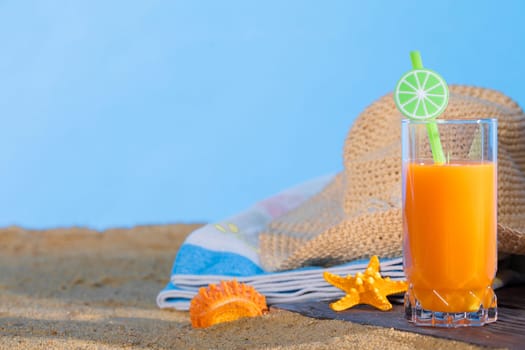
(1, 1, 523, 229)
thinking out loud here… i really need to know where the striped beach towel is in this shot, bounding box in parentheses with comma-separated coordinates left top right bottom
(156, 175, 404, 311)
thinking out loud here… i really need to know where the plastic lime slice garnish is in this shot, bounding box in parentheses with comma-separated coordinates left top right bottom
(395, 51, 448, 164)
(394, 68, 449, 120)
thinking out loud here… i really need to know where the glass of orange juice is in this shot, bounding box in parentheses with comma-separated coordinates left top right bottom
(402, 118, 498, 327)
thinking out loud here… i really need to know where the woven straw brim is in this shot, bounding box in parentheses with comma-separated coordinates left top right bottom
(259, 86, 525, 272)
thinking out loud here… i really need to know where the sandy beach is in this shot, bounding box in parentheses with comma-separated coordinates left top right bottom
(0, 225, 493, 349)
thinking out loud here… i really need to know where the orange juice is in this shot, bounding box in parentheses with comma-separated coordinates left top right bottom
(403, 161, 497, 313)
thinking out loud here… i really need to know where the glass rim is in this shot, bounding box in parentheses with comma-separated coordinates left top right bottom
(401, 118, 497, 125)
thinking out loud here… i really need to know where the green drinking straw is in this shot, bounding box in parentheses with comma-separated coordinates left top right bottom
(394, 51, 448, 164)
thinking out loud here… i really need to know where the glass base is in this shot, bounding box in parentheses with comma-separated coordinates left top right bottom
(404, 287, 497, 327)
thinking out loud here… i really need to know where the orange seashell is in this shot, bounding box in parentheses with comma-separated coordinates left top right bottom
(189, 280, 268, 328)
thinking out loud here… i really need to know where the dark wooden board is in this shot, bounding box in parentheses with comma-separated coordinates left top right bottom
(274, 286, 525, 350)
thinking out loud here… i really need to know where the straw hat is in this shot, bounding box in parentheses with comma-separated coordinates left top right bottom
(259, 85, 525, 272)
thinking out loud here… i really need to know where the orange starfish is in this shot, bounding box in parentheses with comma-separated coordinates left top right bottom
(323, 255, 408, 311)
(189, 280, 268, 328)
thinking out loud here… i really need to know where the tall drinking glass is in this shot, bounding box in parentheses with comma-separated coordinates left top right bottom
(402, 119, 498, 327)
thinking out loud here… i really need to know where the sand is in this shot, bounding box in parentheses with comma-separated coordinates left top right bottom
(0, 225, 492, 349)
